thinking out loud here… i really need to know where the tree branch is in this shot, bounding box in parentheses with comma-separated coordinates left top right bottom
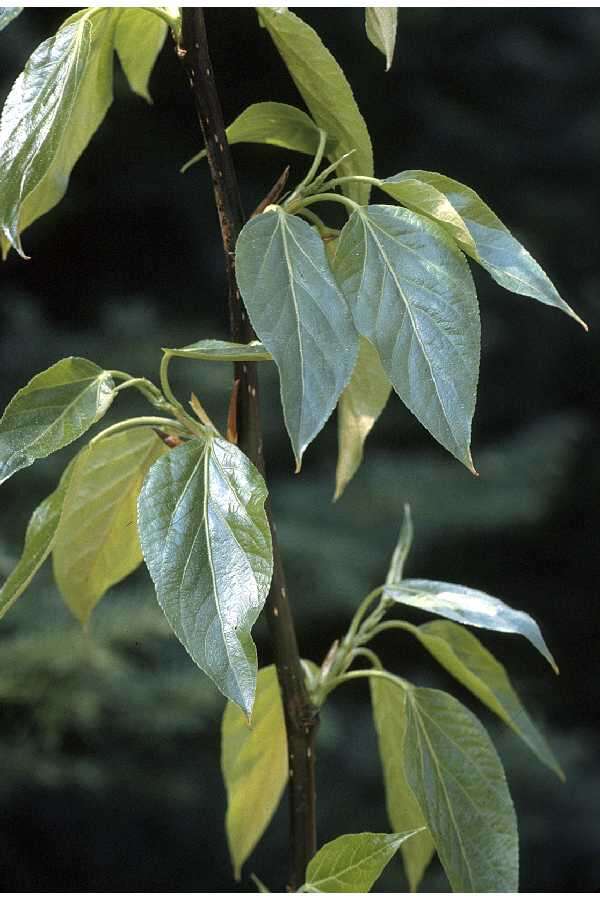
(180, 9, 318, 889)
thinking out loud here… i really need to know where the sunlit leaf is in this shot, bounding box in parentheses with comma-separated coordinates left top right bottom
(114, 8, 167, 102)
(0, 7, 23, 31)
(365, 8, 397, 71)
(163, 339, 272, 363)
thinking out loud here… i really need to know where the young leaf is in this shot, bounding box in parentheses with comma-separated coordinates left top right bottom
(0, 460, 73, 620)
(222, 665, 287, 880)
(236, 209, 358, 469)
(0, 357, 115, 486)
(365, 8, 397, 71)
(163, 339, 272, 363)
(404, 686, 519, 891)
(385, 503, 413, 585)
(403, 619, 563, 777)
(181, 102, 327, 173)
(52, 428, 165, 625)
(334, 205, 480, 472)
(138, 436, 273, 716)
(257, 8, 374, 205)
(300, 830, 424, 893)
(370, 678, 435, 892)
(114, 8, 167, 103)
(387, 171, 586, 328)
(335, 337, 391, 500)
(0, 7, 23, 31)
(0, 8, 118, 257)
(385, 578, 558, 671)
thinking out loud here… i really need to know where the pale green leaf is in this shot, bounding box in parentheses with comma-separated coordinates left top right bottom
(114, 8, 167, 102)
(389, 171, 586, 329)
(222, 665, 287, 879)
(163, 339, 272, 363)
(301, 830, 424, 893)
(236, 209, 358, 469)
(381, 176, 476, 254)
(52, 428, 165, 624)
(386, 578, 558, 672)
(0, 7, 23, 31)
(404, 687, 519, 891)
(334, 205, 480, 472)
(181, 102, 327, 173)
(334, 337, 391, 500)
(257, 8, 373, 205)
(403, 619, 563, 777)
(0, 460, 73, 619)
(385, 503, 413, 585)
(0, 357, 115, 485)
(370, 678, 435, 891)
(138, 436, 273, 715)
(0, 8, 118, 257)
(365, 8, 397, 71)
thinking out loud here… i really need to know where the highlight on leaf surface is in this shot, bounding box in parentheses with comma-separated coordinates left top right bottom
(113, 8, 167, 102)
(0, 7, 23, 31)
(365, 8, 398, 71)
(163, 339, 273, 362)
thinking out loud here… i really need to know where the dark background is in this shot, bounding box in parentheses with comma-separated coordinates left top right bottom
(1, 7, 599, 892)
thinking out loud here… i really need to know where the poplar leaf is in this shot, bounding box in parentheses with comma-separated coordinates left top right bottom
(222, 665, 287, 879)
(0, 7, 22, 31)
(334, 205, 480, 472)
(236, 209, 358, 469)
(114, 8, 167, 102)
(404, 687, 519, 891)
(381, 176, 476, 254)
(138, 437, 273, 715)
(385, 503, 413, 585)
(365, 8, 397, 71)
(52, 428, 165, 624)
(163, 339, 272, 363)
(0, 357, 115, 485)
(257, 8, 374, 205)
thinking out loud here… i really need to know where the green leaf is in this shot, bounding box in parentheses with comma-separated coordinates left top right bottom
(0, 8, 118, 257)
(370, 678, 435, 892)
(138, 436, 273, 715)
(0, 357, 115, 485)
(0, 460, 73, 619)
(334, 337, 391, 500)
(386, 578, 558, 672)
(387, 171, 586, 329)
(114, 8, 167, 103)
(404, 686, 519, 891)
(0, 7, 23, 31)
(334, 205, 480, 472)
(257, 8, 373, 205)
(163, 339, 272, 363)
(365, 8, 397, 71)
(385, 503, 413, 585)
(222, 665, 287, 879)
(236, 209, 358, 469)
(300, 830, 424, 893)
(402, 619, 563, 778)
(181, 102, 328, 173)
(52, 428, 166, 625)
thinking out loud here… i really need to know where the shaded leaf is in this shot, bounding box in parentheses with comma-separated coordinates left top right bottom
(52, 428, 165, 624)
(138, 436, 273, 715)
(114, 8, 166, 102)
(257, 8, 373, 205)
(164, 339, 272, 362)
(0, 357, 115, 485)
(405, 686, 519, 891)
(236, 209, 358, 468)
(334, 205, 480, 471)
(386, 578, 558, 671)
(222, 665, 287, 879)
(365, 8, 397, 71)
(0, 7, 22, 31)
(370, 678, 435, 891)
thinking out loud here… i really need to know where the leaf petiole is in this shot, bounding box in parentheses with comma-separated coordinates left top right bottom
(88, 416, 189, 447)
(287, 127, 328, 204)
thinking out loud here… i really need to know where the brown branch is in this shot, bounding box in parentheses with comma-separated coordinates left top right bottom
(180, 9, 318, 890)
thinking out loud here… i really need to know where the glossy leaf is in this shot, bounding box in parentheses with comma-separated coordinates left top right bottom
(138, 436, 273, 715)
(236, 209, 358, 468)
(370, 678, 435, 891)
(52, 428, 165, 624)
(0, 7, 22, 31)
(164, 339, 272, 363)
(0, 8, 118, 257)
(0, 357, 115, 485)
(389, 171, 586, 328)
(257, 8, 373, 205)
(381, 176, 476, 254)
(385, 503, 413, 585)
(334, 205, 480, 471)
(404, 686, 519, 891)
(386, 578, 558, 671)
(114, 8, 166, 102)
(365, 8, 397, 71)
(403, 619, 563, 777)
(301, 830, 424, 893)
(335, 337, 391, 500)
(181, 102, 327, 173)
(0, 460, 73, 619)
(222, 665, 287, 879)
